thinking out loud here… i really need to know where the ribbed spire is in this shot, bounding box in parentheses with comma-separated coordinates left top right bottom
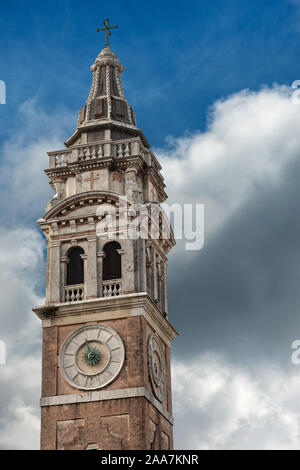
(77, 46, 136, 128)
(65, 45, 150, 149)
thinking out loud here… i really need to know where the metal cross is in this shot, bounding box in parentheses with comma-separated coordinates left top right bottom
(97, 18, 118, 47)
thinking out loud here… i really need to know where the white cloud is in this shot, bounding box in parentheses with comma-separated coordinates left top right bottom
(0, 397, 40, 450)
(0, 98, 73, 223)
(158, 85, 300, 240)
(173, 355, 300, 450)
(0, 99, 72, 450)
(0, 227, 44, 450)
(0, 228, 44, 345)
(156, 83, 300, 449)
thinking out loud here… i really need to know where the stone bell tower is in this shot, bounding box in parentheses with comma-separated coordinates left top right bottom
(33, 24, 177, 450)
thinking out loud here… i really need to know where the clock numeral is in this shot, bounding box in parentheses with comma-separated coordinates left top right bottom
(105, 368, 113, 377)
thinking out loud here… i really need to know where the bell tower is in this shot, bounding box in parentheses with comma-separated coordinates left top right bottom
(33, 26, 177, 451)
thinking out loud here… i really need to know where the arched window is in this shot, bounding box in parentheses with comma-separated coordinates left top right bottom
(67, 247, 84, 285)
(103, 242, 121, 281)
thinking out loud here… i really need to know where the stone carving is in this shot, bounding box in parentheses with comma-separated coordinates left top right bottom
(100, 414, 129, 447)
(147, 333, 167, 402)
(149, 419, 157, 450)
(52, 180, 65, 200)
(112, 171, 123, 183)
(126, 187, 143, 204)
(46, 179, 66, 210)
(126, 170, 143, 204)
(56, 419, 85, 450)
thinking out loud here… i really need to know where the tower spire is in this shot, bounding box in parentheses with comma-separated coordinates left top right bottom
(66, 38, 152, 149)
(97, 18, 118, 47)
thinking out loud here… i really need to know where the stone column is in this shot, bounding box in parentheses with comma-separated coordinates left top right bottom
(133, 238, 147, 293)
(140, 239, 147, 293)
(118, 239, 134, 294)
(104, 129, 111, 141)
(131, 139, 140, 156)
(153, 251, 158, 302)
(81, 132, 87, 144)
(146, 258, 152, 296)
(48, 240, 61, 304)
(157, 258, 162, 308)
(145, 243, 153, 297)
(85, 236, 98, 299)
(97, 250, 105, 297)
(117, 248, 125, 294)
(80, 253, 88, 300)
(60, 256, 69, 303)
(163, 262, 168, 317)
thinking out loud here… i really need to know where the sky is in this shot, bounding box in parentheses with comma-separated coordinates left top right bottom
(2, 0, 300, 450)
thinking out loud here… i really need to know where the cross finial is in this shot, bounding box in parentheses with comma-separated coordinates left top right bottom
(97, 18, 118, 47)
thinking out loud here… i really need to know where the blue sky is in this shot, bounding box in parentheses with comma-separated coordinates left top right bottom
(1, 0, 300, 149)
(3, 0, 300, 450)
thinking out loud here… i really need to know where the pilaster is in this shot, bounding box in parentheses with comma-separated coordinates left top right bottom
(86, 236, 98, 299)
(47, 241, 61, 304)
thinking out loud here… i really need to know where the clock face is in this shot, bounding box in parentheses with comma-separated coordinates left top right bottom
(59, 324, 125, 390)
(147, 333, 167, 402)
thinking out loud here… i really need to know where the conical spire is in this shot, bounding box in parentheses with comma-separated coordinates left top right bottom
(78, 46, 136, 127)
(65, 45, 149, 149)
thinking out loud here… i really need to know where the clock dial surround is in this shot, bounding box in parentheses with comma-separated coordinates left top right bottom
(147, 333, 167, 402)
(59, 324, 125, 390)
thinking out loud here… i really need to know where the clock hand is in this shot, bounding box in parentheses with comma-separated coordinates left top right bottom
(85, 339, 91, 354)
(84, 339, 101, 365)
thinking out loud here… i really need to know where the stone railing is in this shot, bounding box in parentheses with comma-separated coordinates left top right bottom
(64, 284, 84, 302)
(49, 149, 72, 168)
(101, 279, 122, 297)
(48, 138, 143, 169)
(114, 142, 131, 158)
(78, 144, 104, 161)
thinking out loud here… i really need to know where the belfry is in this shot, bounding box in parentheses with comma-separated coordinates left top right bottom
(33, 21, 177, 450)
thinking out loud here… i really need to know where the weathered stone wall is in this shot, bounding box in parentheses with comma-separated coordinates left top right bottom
(41, 312, 174, 450)
(41, 397, 173, 450)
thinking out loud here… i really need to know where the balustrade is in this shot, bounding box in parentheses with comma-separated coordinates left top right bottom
(102, 280, 122, 297)
(48, 138, 143, 169)
(64, 284, 84, 302)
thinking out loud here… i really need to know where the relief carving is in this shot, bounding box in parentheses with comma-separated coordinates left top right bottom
(56, 419, 85, 450)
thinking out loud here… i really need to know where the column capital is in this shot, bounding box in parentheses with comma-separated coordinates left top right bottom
(49, 240, 61, 248)
(87, 235, 97, 243)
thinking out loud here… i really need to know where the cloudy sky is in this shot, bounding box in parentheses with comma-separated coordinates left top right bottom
(1, 0, 300, 450)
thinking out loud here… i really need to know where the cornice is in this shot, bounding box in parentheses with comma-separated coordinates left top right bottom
(33, 292, 178, 345)
(40, 386, 173, 424)
(43, 190, 125, 220)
